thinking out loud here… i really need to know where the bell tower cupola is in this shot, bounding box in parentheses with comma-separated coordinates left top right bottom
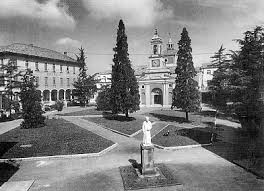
(150, 29, 162, 56)
(167, 33, 174, 50)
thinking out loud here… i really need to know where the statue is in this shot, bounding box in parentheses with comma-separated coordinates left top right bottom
(142, 116, 152, 145)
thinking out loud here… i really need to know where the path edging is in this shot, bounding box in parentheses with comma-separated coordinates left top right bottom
(154, 143, 212, 150)
(0, 143, 118, 162)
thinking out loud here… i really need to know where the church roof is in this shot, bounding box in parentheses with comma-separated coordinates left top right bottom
(133, 65, 148, 76)
(163, 49, 177, 56)
(200, 62, 217, 69)
(0, 43, 77, 64)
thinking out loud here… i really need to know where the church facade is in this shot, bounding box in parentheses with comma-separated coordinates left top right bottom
(136, 30, 177, 107)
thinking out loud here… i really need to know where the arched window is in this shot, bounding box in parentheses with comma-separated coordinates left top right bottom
(153, 45, 158, 54)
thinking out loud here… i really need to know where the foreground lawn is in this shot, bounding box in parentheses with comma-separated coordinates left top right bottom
(58, 108, 107, 116)
(0, 162, 19, 186)
(203, 125, 264, 178)
(84, 115, 145, 135)
(145, 109, 215, 126)
(152, 125, 213, 147)
(0, 119, 114, 159)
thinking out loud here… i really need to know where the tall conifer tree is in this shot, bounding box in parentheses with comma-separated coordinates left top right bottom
(73, 47, 97, 106)
(20, 69, 45, 128)
(172, 27, 200, 121)
(110, 19, 140, 117)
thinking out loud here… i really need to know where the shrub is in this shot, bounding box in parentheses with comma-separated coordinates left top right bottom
(55, 100, 64, 112)
(96, 87, 111, 111)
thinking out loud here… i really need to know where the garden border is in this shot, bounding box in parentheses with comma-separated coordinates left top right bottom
(0, 143, 118, 162)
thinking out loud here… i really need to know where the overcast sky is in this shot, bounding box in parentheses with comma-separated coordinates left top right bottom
(0, 0, 263, 74)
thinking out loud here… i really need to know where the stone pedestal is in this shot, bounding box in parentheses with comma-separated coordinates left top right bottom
(140, 143, 160, 177)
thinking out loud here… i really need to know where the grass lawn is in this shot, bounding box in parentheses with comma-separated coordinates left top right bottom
(202, 124, 264, 178)
(83, 115, 145, 136)
(145, 109, 214, 126)
(152, 125, 213, 147)
(0, 118, 114, 159)
(58, 108, 108, 116)
(0, 162, 19, 186)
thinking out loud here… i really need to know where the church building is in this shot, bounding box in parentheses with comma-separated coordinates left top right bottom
(136, 29, 177, 107)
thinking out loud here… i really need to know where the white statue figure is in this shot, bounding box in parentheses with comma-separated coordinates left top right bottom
(142, 116, 152, 145)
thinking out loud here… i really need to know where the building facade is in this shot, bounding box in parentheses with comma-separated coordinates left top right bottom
(136, 30, 177, 107)
(0, 43, 80, 108)
(198, 63, 218, 92)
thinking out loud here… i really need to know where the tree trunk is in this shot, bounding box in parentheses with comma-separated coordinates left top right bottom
(185, 111, 189, 121)
(125, 110, 129, 118)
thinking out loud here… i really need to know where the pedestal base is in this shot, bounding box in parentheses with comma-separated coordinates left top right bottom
(140, 143, 159, 178)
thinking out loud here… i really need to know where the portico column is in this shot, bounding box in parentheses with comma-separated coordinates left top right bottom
(163, 83, 166, 107)
(145, 84, 151, 106)
(49, 91, 52, 102)
(139, 87, 142, 105)
(64, 90, 66, 100)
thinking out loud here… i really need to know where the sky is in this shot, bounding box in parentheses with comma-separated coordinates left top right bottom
(0, 0, 263, 74)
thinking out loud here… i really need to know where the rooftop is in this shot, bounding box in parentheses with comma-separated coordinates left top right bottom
(0, 43, 77, 63)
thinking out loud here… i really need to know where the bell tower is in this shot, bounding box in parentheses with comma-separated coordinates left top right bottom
(150, 29, 162, 56)
(167, 33, 174, 50)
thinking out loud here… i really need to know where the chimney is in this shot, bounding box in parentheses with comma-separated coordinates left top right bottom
(64, 52, 67, 55)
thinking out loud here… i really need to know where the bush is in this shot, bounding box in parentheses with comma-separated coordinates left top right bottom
(96, 87, 111, 111)
(67, 100, 80, 107)
(55, 100, 64, 112)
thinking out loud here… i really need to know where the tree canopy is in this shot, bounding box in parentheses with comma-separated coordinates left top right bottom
(20, 69, 45, 129)
(110, 19, 140, 117)
(172, 27, 200, 121)
(73, 47, 97, 107)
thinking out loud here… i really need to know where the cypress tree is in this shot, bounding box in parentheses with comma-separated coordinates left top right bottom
(110, 19, 140, 117)
(73, 47, 97, 106)
(172, 27, 200, 121)
(20, 69, 45, 129)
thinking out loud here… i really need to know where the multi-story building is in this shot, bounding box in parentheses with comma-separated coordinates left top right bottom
(90, 70, 112, 103)
(198, 63, 218, 92)
(0, 43, 80, 108)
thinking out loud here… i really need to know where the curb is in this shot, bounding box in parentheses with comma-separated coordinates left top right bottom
(154, 143, 212, 150)
(0, 143, 118, 162)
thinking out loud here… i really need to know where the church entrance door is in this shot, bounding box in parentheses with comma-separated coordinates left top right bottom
(152, 88, 162, 105)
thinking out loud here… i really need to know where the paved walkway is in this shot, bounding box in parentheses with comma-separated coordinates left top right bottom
(1, 106, 264, 190)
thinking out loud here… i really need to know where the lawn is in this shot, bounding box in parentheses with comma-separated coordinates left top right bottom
(83, 114, 145, 136)
(0, 162, 19, 186)
(0, 118, 114, 159)
(145, 109, 214, 126)
(58, 108, 108, 116)
(203, 125, 264, 178)
(152, 125, 213, 147)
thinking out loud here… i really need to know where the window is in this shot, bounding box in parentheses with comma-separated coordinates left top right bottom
(35, 62, 39, 71)
(35, 76, 39, 86)
(45, 77, 48, 86)
(53, 64, 55, 72)
(73, 66, 75, 74)
(44, 63, 48, 71)
(60, 78, 63, 86)
(66, 66, 69, 73)
(207, 70, 211, 74)
(169, 84, 173, 88)
(60, 65, 63, 73)
(0, 76, 4, 86)
(53, 77, 56, 86)
(153, 45, 158, 54)
(141, 85, 145, 89)
(67, 78, 70, 87)
(1, 59, 3, 66)
(25, 61, 28, 68)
